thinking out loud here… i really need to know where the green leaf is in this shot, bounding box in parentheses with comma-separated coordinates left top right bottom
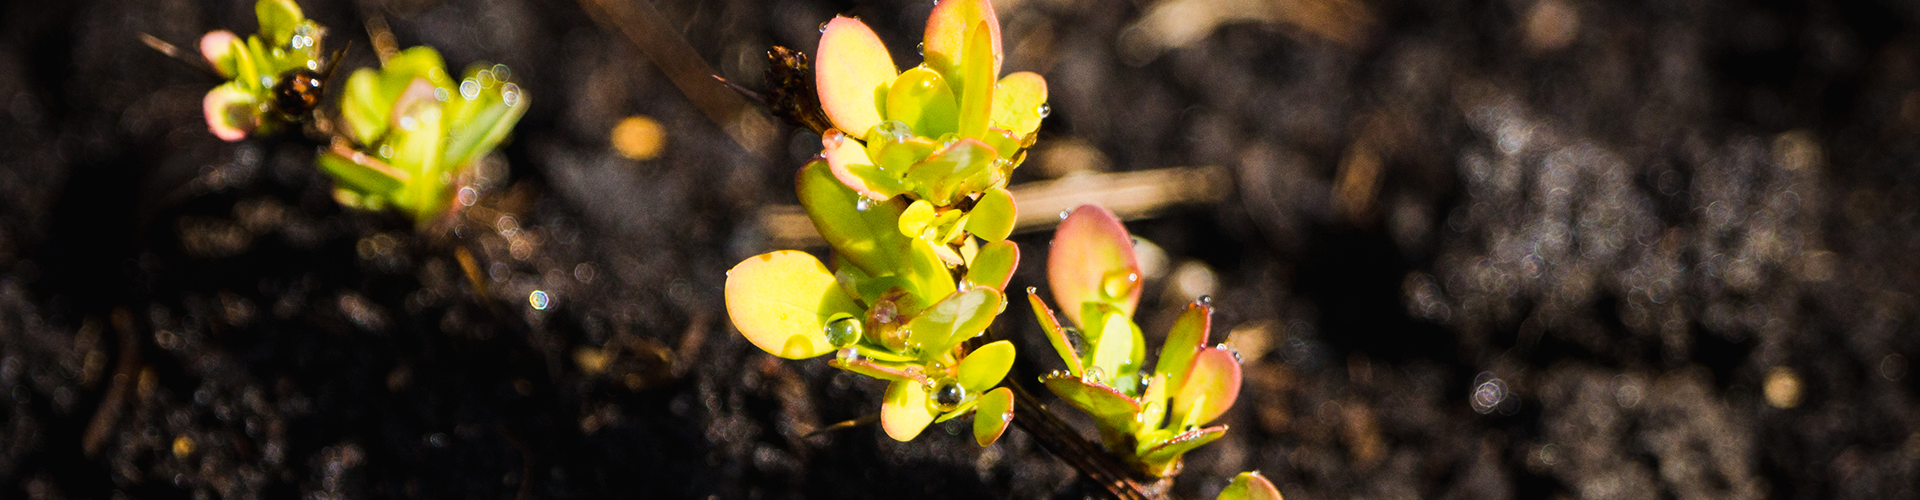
(1169, 347, 1242, 428)
(1135, 372, 1169, 434)
(899, 199, 937, 238)
(254, 0, 305, 45)
(956, 21, 995, 140)
(315, 150, 406, 196)
(339, 68, 389, 145)
(1042, 373, 1140, 437)
(964, 239, 1018, 291)
(973, 387, 1014, 446)
(199, 31, 242, 78)
(990, 72, 1049, 136)
(905, 138, 997, 206)
(1216, 471, 1283, 500)
(885, 66, 960, 139)
(823, 131, 910, 201)
(882, 378, 937, 441)
(1026, 292, 1082, 376)
(1156, 300, 1214, 397)
(1048, 205, 1141, 326)
(798, 161, 956, 303)
(441, 69, 528, 171)
(388, 81, 449, 222)
(956, 340, 1015, 393)
(815, 16, 897, 136)
(1082, 302, 1139, 382)
(723, 250, 863, 359)
(202, 82, 260, 142)
(921, 0, 1000, 95)
(905, 286, 1004, 357)
(1137, 425, 1228, 466)
(966, 186, 1016, 242)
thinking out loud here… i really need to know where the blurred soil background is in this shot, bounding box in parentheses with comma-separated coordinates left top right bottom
(3, 0, 1920, 498)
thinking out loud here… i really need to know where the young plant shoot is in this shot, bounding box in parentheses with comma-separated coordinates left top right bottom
(198, 0, 336, 141)
(1216, 471, 1284, 500)
(317, 47, 529, 227)
(1031, 205, 1245, 478)
(723, 0, 1047, 445)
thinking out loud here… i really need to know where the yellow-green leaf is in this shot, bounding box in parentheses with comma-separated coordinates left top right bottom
(1027, 292, 1082, 376)
(905, 138, 997, 206)
(254, 0, 305, 45)
(956, 21, 995, 140)
(199, 31, 241, 78)
(882, 378, 937, 441)
(921, 0, 1000, 94)
(1042, 373, 1140, 437)
(1217, 471, 1283, 500)
(723, 250, 862, 359)
(964, 239, 1018, 291)
(823, 131, 909, 201)
(905, 286, 1004, 356)
(1048, 205, 1141, 326)
(1169, 346, 1242, 428)
(815, 16, 897, 136)
(1156, 299, 1214, 397)
(965, 186, 1016, 242)
(1138, 425, 1228, 466)
(956, 340, 1015, 393)
(973, 387, 1014, 446)
(990, 72, 1048, 136)
(885, 66, 959, 139)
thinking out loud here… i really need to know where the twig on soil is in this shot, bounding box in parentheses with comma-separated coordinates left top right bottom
(82, 308, 143, 457)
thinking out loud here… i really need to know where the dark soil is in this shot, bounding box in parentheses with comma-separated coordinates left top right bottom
(3, 0, 1919, 499)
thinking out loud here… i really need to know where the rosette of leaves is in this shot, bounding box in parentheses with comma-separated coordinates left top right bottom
(1028, 205, 1245, 477)
(1216, 471, 1283, 500)
(721, 0, 1043, 446)
(315, 46, 528, 226)
(198, 0, 328, 141)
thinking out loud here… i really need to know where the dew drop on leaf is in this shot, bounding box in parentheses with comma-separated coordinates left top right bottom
(1197, 295, 1211, 306)
(1036, 103, 1051, 118)
(932, 377, 966, 411)
(916, 42, 925, 56)
(819, 22, 829, 33)
(856, 198, 872, 212)
(1058, 209, 1071, 220)
(825, 316, 863, 347)
(836, 347, 863, 364)
(876, 120, 913, 143)
(1100, 270, 1140, 300)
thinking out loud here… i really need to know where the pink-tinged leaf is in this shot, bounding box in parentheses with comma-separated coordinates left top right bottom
(1042, 373, 1141, 437)
(829, 354, 917, 382)
(964, 239, 1018, 291)
(823, 130, 909, 201)
(1170, 347, 1242, 427)
(203, 83, 259, 142)
(905, 286, 1005, 357)
(956, 340, 1015, 393)
(965, 186, 1016, 242)
(990, 72, 1048, 136)
(904, 138, 997, 206)
(1137, 425, 1228, 466)
(956, 21, 995, 140)
(882, 378, 938, 441)
(885, 66, 959, 138)
(922, 0, 1001, 93)
(1155, 299, 1214, 397)
(1217, 471, 1284, 500)
(1027, 292, 1083, 376)
(973, 387, 1014, 446)
(723, 250, 864, 359)
(199, 30, 240, 78)
(1048, 205, 1141, 326)
(815, 16, 897, 137)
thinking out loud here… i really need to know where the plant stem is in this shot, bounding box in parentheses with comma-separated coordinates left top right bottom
(1005, 379, 1169, 500)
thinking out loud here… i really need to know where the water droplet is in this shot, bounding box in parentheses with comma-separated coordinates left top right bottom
(1025, 286, 1038, 294)
(819, 22, 829, 33)
(433, 87, 450, 102)
(916, 42, 925, 56)
(1219, 344, 1243, 363)
(1058, 209, 1071, 220)
(1036, 103, 1051, 118)
(822, 128, 848, 148)
(825, 316, 863, 347)
(1001, 412, 1013, 422)
(528, 290, 551, 310)
(875, 120, 913, 143)
(457, 187, 479, 207)
(932, 377, 965, 412)
(1197, 295, 1212, 306)
(491, 64, 511, 83)
(460, 79, 481, 100)
(1470, 373, 1507, 414)
(501, 83, 521, 107)
(1100, 270, 1140, 300)
(1063, 326, 1088, 355)
(855, 198, 872, 212)
(836, 347, 863, 364)
(1084, 366, 1106, 385)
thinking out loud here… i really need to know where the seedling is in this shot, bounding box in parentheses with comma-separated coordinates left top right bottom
(192, 0, 341, 141)
(316, 46, 529, 226)
(1030, 205, 1245, 478)
(723, 0, 1047, 445)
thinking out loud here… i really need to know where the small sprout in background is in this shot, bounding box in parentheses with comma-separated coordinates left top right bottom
(722, 0, 1041, 446)
(317, 46, 529, 227)
(196, 0, 337, 141)
(1031, 205, 1245, 478)
(1216, 471, 1283, 500)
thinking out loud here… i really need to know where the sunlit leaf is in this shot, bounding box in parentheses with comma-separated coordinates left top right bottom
(339, 68, 389, 145)
(815, 16, 897, 136)
(723, 250, 863, 359)
(824, 131, 909, 201)
(885, 66, 959, 139)
(254, 0, 305, 45)
(882, 378, 937, 441)
(1082, 302, 1138, 382)
(905, 286, 1004, 356)
(905, 138, 997, 206)
(921, 0, 1000, 94)
(1135, 373, 1169, 433)
(798, 161, 956, 302)
(1217, 471, 1284, 500)
(1048, 205, 1141, 326)
(899, 199, 937, 237)
(1137, 425, 1228, 465)
(388, 80, 448, 222)
(199, 31, 241, 78)
(1042, 373, 1140, 436)
(202, 83, 259, 142)
(1156, 299, 1214, 397)
(964, 240, 1018, 291)
(316, 148, 406, 195)
(966, 187, 1016, 242)
(1027, 292, 1083, 376)
(1169, 346, 1242, 427)
(956, 21, 995, 140)
(973, 387, 1014, 446)
(990, 72, 1048, 136)
(956, 340, 1015, 393)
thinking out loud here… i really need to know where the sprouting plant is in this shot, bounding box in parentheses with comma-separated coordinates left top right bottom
(316, 46, 529, 226)
(195, 0, 339, 141)
(1215, 471, 1283, 500)
(722, 0, 1047, 445)
(1028, 205, 1245, 478)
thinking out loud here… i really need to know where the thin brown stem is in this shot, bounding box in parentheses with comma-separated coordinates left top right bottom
(1005, 379, 1167, 500)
